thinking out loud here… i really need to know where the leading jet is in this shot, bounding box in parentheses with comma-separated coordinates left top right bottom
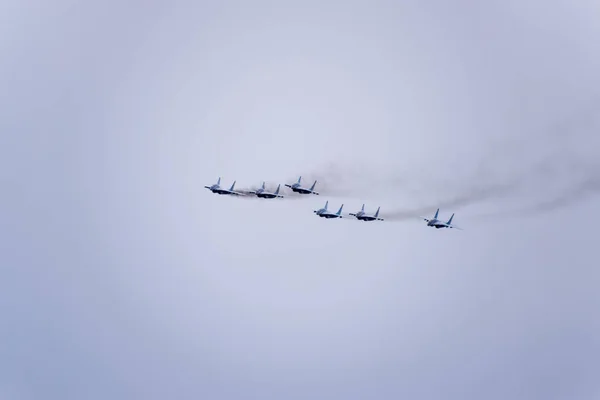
(349, 204, 384, 221)
(247, 182, 284, 199)
(421, 209, 462, 229)
(204, 177, 244, 196)
(285, 176, 319, 195)
(314, 201, 343, 219)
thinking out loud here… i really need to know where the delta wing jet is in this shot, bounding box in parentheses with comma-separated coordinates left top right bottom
(314, 201, 343, 219)
(421, 209, 462, 229)
(204, 177, 244, 196)
(285, 176, 319, 195)
(248, 182, 284, 199)
(349, 204, 384, 221)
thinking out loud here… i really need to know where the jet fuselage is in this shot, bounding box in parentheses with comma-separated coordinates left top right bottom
(349, 206, 383, 221)
(427, 219, 447, 228)
(356, 215, 377, 221)
(256, 192, 278, 198)
(353, 211, 374, 221)
(209, 186, 231, 195)
(315, 210, 341, 218)
(206, 185, 238, 195)
(290, 184, 313, 194)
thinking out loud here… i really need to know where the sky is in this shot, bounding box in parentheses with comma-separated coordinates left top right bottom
(1, 1, 599, 399)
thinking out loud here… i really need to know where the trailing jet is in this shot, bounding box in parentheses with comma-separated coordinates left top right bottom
(247, 182, 284, 199)
(285, 176, 319, 195)
(421, 209, 462, 229)
(204, 177, 244, 196)
(314, 201, 343, 219)
(349, 204, 384, 221)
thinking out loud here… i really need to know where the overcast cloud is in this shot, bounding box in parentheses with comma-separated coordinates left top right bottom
(1, 1, 599, 399)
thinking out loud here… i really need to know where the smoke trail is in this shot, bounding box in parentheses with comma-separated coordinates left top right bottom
(383, 181, 518, 221)
(227, 100, 600, 214)
(294, 102, 600, 219)
(520, 176, 600, 214)
(470, 172, 600, 219)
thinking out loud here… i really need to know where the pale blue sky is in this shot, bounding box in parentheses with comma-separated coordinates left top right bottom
(1, 1, 599, 399)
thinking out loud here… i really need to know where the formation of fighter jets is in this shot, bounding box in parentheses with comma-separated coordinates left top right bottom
(204, 176, 462, 229)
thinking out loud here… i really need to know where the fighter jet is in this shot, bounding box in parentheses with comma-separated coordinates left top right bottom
(285, 176, 319, 195)
(421, 209, 462, 229)
(314, 201, 343, 219)
(247, 182, 284, 199)
(204, 177, 244, 196)
(349, 204, 384, 221)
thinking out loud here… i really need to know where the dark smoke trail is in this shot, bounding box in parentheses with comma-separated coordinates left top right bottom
(470, 173, 600, 219)
(383, 182, 518, 221)
(295, 102, 600, 220)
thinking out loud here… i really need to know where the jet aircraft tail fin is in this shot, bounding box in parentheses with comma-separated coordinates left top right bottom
(337, 204, 344, 215)
(274, 184, 281, 195)
(361, 204, 365, 212)
(375, 206, 380, 218)
(229, 181, 236, 191)
(310, 180, 317, 191)
(447, 213, 454, 225)
(434, 208, 439, 219)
